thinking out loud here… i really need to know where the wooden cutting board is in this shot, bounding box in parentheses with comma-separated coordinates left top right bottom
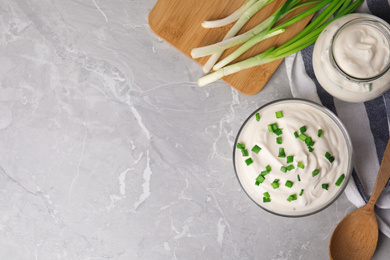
(148, 0, 313, 95)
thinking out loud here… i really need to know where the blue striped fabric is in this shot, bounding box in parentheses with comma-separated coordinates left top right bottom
(298, 0, 390, 204)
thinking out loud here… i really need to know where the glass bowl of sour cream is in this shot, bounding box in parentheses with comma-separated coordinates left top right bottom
(233, 99, 353, 217)
(313, 13, 390, 103)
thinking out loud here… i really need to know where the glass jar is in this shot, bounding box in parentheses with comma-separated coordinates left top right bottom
(313, 14, 390, 103)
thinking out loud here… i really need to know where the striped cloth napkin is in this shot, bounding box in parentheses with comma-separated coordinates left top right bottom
(285, 0, 390, 238)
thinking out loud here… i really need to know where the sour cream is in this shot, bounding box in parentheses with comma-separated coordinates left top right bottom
(313, 14, 390, 102)
(233, 99, 352, 216)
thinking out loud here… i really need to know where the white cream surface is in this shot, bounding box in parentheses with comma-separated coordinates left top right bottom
(333, 23, 390, 78)
(234, 101, 350, 216)
(313, 14, 390, 102)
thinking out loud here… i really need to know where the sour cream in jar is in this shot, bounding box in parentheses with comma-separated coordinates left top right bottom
(313, 14, 390, 102)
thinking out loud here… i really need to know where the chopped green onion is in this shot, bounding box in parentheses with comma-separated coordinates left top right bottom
(261, 170, 269, 176)
(300, 126, 307, 133)
(266, 165, 272, 172)
(263, 191, 270, 199)
(308, 146, 314, 152)
(268, 124, 274, 132)
(255, 180, 260, 186)
(335, 173, 346, 186)
(287, 194, 297, 202)
(256, 174, 265, 184)
(318, 129, 323, 137)
(287, 164, 295, 171)
(245, 158, 253, 166)
(305, 137, 315, 146)
(325, 152, 335, 163)
(297, 174, 301, 182)
(241, 149, 249, 156)
(312, 169, 320, 177)
(271, 179, 280, 189)
(237, 143, 245, 149)
(272, 123, 278, 132)
(322, 183, 329, 190)
(251, 145, 261, 154)
(299, 189, 304, 196)
(287, 155, 294, 163)
(278, 147, 286, 158)
(280, 166, 287, 173)
(276, 137, 283, 144)
(285, 180, 293, 188)
(256, 112, 260, 121)
(297, 161, 304, 169)
(294, 131, 299, 138)
(298, 133, 307, 141)
(275, 111, 284, 118)
(263, 197, 271, 203)
(274, 129, 283, 136)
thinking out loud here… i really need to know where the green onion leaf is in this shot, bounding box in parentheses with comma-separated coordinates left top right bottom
(276, 137, 283, 144)
(261, 170, 269, 176)
(325, 152, 335, 163)
(241, 149, 249, 156)
(287, 155, 294, 163)
(297, 161, 304, 169)
(312, 169, 320, 177)
(294, 131, 299, 138)
(298, 133, 307, 141)
(268, 124, 274, 132)
(287, 194, 297, 202)
(287, 164, 295, 171)
(275, 111, 284, 118)
(251, 145, 261, 154)
(285, 180, 293, 188)
(322, 183, 329, 190)
(308, 146, 314, 152)
(237, 143, 245, 149)
(263, 197, 271, 203)
(335, 173, 346, 186)
(297, 174, 301, 182)
(300, 126, 307, 133)
(318, 129, 323, 137)
(263, 191, 271, 199)
(271, 179, 280, 189)
(280, 166, 287, 173)
(278, 147, 286, 158)
(256, 112, 260, 121)
(245, 158, 253, 166)
(256, 174, 265, 184)
(299, 189, 304, 196)
(266, 165, 272, 172)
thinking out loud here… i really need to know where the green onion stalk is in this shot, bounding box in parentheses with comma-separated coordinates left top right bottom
(197, 0, 364, 87)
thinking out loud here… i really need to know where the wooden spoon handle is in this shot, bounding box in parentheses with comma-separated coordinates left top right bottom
(367, 140, 390, 208)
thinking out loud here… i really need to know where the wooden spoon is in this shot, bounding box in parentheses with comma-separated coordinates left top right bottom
(329, 140, 390, 260)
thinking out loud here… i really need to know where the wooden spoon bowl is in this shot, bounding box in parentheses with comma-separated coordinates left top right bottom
(329, 140, 390, 260)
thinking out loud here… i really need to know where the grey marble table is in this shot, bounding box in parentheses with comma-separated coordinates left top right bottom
(0, 0, 389, 259)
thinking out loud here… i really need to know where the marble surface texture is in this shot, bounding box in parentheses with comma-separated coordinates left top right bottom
(0, 0, 389, 259)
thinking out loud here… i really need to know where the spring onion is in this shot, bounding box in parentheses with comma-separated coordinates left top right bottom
(294, 131, 299, 138)
(299, 189, 304, 196)
(297, 174, 301, 182)
(287, 164, 295, 171)
(245, 158, 253, 166)
(298, 133, 307, 142)
(297, 161, 304, 169)
(276, 137, 283, 144)
(287, 155, 294, 163)
(308, 146, 314, 152)
(325, 152, 335, 163)
(285, 180, 294, 188)
(312, 169, 320, 177)
(322, 183, 329, 190)
(280, 166, 287, 173)
(241, 149, 249, 156)
(276, 110, 284, 118)
(263, 197, 271, 203)
(278, 147, 286, 158)
(318, 129, 323, 137)
(271, 179, 280, 189)
(256, 174, 265, 184)
(287, 194, 297, 202)
(335, 173, 345, 186)
(256, 112, 261, 121)
(237, 143, 245, 149)
(300, 126, 307, 133)
(197, 0, 364, 86)
(252, 144, 261, 154)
